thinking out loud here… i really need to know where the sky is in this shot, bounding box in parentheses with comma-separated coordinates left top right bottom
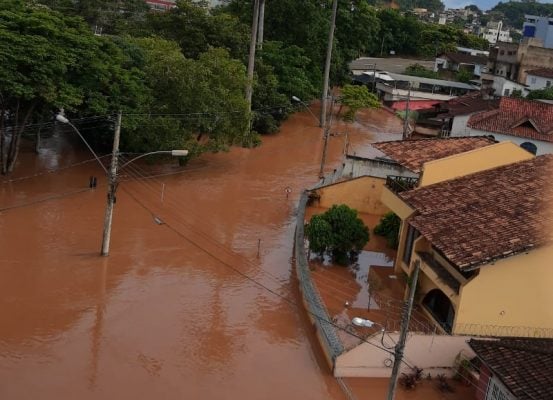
(444, 0, 553, 11)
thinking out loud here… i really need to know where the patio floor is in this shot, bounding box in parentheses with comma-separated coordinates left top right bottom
(305, 208, 438, 350)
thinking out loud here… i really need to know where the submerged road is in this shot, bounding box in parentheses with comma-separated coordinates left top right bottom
(0, 107, 402, 399)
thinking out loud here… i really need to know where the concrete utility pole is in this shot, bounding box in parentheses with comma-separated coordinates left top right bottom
(402, 83, 412, 140)
(386, 260, 420, 400)
(245, 0, 261, 110)
(319, 95, 334, 178)
(320, 0, 338, 128)
(100, 111, 122, 257)
(257, 0, 265, 49)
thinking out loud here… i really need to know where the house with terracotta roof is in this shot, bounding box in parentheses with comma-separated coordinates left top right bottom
(469, 338, 553, 400)
(434, 52, 489, 78)
(379, 139, 553, 337)
(460, 97, 553, 155)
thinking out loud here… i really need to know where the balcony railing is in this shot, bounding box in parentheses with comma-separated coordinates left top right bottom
(385, 175, 419, 193)
(418, 251, 461, 295)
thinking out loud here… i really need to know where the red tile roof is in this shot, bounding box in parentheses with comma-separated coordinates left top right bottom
(439, 92, 500, 118)
(400, 155, 553, 270)
(373, 137, 496, 173)
(467, 97, 553, 143)
(526, 68, 553, 79)
(469, 338, 553, 400)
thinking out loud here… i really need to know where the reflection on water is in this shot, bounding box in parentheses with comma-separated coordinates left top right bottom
(0, 105, 402, 399)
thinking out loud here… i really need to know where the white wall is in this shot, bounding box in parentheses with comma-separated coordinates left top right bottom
(334, 333, 476, 378)
(468, 128, 553, 155)
(450, 114, 472, 136)
(526, 74, 553, 91)
(341, 157, 418, 179)
(491, 76, 528, 97)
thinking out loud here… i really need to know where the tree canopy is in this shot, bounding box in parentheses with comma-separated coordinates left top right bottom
(306, 204, 369, 265)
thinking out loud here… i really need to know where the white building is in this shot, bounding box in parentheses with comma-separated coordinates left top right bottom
(480, 21, 512, 44)
(526, 68, 553, 91)
(523, 15, 553, 49)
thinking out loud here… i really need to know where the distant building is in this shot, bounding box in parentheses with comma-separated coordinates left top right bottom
(480, 21, 512, 44)
(526, 68, 553, 90)
(434, 52, 489, 78)
(145, 0, 176, 11)
(523, 14, 553, 49)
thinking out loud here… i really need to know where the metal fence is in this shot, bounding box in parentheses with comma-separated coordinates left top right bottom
(294, 190, 344, 362)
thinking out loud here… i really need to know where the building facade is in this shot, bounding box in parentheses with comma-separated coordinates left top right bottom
(523, 14, 553, 49)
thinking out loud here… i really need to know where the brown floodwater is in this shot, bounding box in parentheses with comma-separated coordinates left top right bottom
(0, 106, 402, 399)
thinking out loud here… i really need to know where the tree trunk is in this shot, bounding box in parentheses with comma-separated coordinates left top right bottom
(35, 122, 43, 154)
(5, 101, 36, 174)
(0, 107, 5, 174)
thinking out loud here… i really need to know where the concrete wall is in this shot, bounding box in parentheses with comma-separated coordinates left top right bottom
(450, 114, 471, 136)
(419, 142, 534, 187)
(455, 245, 553, 337)
(526, 73, 553, 90)
(341, 157, 417, 180)
(334, 333, 476, 378)
(469, 129, 553, 155)
(312, 176, 390, 215)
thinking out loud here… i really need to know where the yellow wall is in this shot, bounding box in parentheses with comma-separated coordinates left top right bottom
(314, 176, 390, 215)
(454, 245, 553, 337)
(419, 142, 534, 187)
(380, 186, 414, 219)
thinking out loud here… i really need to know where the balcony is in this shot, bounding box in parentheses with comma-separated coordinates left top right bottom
(417, 251, 461, 295)
(385, 175, 419, 194)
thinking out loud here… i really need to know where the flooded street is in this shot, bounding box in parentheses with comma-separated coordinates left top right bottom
(0, 107, 402, 399)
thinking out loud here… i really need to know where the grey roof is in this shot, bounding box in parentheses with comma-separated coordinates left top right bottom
(386, 72, 479, 90)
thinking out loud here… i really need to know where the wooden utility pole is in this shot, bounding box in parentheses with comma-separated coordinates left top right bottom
(320, 0, 338, 128)
(257, 0, 265, 49)
(100, 111, 122, 256)
(386, 260, 420, 400)
(245, 0, 261, 110)
(402, 83, 412, 140)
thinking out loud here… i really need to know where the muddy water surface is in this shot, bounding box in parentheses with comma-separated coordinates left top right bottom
(0, 107, 402, 399)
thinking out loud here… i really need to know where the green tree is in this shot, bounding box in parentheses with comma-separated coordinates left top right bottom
(339, 85, 380, 122)
(374, 212, 401, 249)
(306, 204, 369, 265)
(456, 69, 473, 83)
(527, 87, 553, 100)
(405, 64, 439, 79)
(0, 1, 138, 174)
(305, 215, 333, 256)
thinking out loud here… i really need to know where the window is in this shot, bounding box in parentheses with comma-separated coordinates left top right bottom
(520, 142, 538, 155)
(499, 50, 505, 55)
(504, 88, 510, 96)
(531, 77, 537, 84)
(402, 225, 419, 265)
(547, 81, 552, 88)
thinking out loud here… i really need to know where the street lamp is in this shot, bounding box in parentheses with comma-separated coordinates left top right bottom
(352, 317, 385, 331)
(56, 111, 188, 256)
(291, 96, 320, 125)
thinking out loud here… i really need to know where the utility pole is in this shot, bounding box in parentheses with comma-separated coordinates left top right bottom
(319, 95, 334, 178)
(386, 260, 420, 400)
(245, 0, 261, 111)
(320, 0, 338, 128)
(100, 111, 122, 257)
(257, 0, 265, 49)
(402, 83, 412, 140)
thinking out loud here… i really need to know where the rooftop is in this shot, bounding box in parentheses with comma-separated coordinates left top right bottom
(436, 92, 500, 118)
(442, 52, 488, 66)
(386, 72, 478, 90)
(469, 338, 553, 400)
(400, 155, 553, 270)
(467, 97, 553, 143)
(373, 136, 496, 173)
(526, 67, 553, 79)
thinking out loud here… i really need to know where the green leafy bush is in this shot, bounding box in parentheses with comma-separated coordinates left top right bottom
(374, 212, 401, 249)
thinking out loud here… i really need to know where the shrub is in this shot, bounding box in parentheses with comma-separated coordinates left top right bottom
(374, 212, 401, 249)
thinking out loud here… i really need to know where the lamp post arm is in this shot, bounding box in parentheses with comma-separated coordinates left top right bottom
(65, 120, 109, 174)
(119, 150, 188, 169)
